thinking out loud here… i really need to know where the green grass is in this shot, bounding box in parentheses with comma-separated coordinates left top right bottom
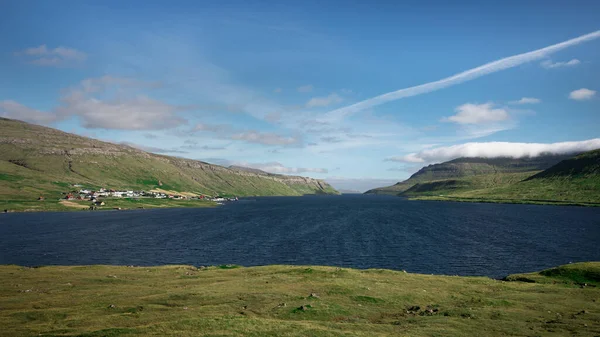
(1, 263, 599, 336)
(406, 174, 600, 206)
(505, 262, 600, 285)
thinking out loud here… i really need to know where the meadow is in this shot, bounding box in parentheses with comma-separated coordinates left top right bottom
(1, 263, 598, 336)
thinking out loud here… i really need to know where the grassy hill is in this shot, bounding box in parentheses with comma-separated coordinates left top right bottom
(365, 154, 572, 195)
(0, 118, 338, 211)
(1, 262, 599, 336)
(366, 151, 600, 206)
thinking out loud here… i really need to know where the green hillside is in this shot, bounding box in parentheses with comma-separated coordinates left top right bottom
(365, 154, 571, 195)
(0, 118, 338, 211)
(1, 262, 599, 336)
(366, 151, 600, 206)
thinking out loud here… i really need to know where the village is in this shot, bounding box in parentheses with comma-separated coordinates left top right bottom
(52, 186, 238, 209)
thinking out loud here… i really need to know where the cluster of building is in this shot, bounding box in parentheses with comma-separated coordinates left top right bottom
(64, 188, 147, 200)
(61, 187, 238, 203)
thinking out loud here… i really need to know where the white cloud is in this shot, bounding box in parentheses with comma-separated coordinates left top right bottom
(386, 139, 600, 164)
(2, 75, 186, 129)
(443, 103, 509, 124)
(0, 100, 59, 124)
(56, 76, 186, 130)
(16, 44, 87, 66)
(569, 88, 596, 101)
(189, 122, 302, 147)
(306, 93, 343, 108)
(230, 131, 301, 146)
(297, 84, 313, 93)
(321, 30, 600, 122)
(320, 136, 343, 143)
(510, 97, 541, 104)
(193, 123, 231, 133)
(540, 58, 581, 69)
(264, 111, 281, 123)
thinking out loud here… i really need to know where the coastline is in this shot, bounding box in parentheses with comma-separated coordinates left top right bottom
(1, 198, 219, 213)
(407, 195, 600, 207)
(1, 262, 598, 336)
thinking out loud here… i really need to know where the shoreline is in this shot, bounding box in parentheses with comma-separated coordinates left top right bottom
(1, 198, 220, 213)
(407, 195, 600, 207)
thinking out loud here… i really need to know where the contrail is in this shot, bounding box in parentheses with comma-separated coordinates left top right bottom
(323, 30, 600, 121)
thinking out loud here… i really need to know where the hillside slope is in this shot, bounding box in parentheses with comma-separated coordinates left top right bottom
(453, 150, 600, 204)
(367, 150, 600, 206)
(0, 118, 338, 206)
(365, 155, 572, 195)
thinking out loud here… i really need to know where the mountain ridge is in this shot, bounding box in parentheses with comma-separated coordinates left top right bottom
(366, 150, 600, 205)
(365, 154, 577, 195)
(0, 118, 338, 209)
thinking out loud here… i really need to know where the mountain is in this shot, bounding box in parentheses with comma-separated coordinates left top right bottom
(525, 149, 600, 180)
(365, 154, 573, 195)
(0, 118, 338, 206)
(366, 150, 600, 205)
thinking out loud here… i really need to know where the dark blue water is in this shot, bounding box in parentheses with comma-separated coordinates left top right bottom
(1, 195, 599, 278)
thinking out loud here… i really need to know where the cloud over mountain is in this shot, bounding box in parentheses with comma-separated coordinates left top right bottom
(387, 139, 600, 164)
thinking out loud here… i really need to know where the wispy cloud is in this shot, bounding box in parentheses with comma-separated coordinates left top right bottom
(540, 58, 581, 69)
(442, 103, 509, 125)
(56, 76, 187, 130)
(320, 136, 343, 143)
(0, 100, 59, 124)
(15, 44, 87, 67)
(306, 93, 343, 108)
(510, 97, 541, 104)
(322, 30, 600, 121)
(3, 76, 187, 130)
(231, 131, 302, 146)
(569, 88, 596, 101)
(189, 122, 302, 147)
(193, 123, 232, 133)
(297, 84, 313, 93)
(204, 158, 327, 174)
(386, 139, 600, 164)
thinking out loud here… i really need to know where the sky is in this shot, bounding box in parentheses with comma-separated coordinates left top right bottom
(1, 0, 599, 192)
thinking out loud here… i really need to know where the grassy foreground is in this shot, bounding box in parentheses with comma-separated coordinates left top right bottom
(1, 263, 599, 336)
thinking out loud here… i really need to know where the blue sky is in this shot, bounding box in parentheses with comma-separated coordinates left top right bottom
(1, 0, 599, 191)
